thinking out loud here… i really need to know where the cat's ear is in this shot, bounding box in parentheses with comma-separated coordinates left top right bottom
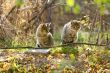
(46, 22, 51, 27)
(41, 23, 46, 29)
(71, 20, 78, 24)
(71, 20, 74, 24)
(45, 23, 48, 27)
(48, 22, 51, 27)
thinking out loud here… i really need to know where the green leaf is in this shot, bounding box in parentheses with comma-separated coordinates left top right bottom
(94, 0, 102, 5)
(69, 54, 75, 60)
(64, 6, 70, 12)
(73, 4, 80, 14)
(15, 0, 24, 7)
(59, 0, 65, 4)
(66, 0, 74, 7)
(102, 0, 108, 4)
(99, 6, 105, 15)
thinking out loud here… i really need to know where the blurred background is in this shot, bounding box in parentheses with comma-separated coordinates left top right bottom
(0, 0, 110, 47)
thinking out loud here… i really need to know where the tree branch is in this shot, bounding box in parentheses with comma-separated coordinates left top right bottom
(28, 0, 55, 24)
(0, 42, 107, 49)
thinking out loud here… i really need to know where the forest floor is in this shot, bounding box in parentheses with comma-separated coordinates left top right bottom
(0, 46, 110, 73)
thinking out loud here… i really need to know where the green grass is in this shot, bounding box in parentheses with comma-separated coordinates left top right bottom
(53, 31, 61, 45)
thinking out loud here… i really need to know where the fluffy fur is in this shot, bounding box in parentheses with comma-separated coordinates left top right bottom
(36, 23, 54, 48)
(61, 20, 80, 44)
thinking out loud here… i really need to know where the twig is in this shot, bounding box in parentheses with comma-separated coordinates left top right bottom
(96, 14, 101, 44)
(6, 6, 16, 18)
(106, 34, 109, 45)
(89, 10, 98, 42)
(0, 42, 107, 49)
